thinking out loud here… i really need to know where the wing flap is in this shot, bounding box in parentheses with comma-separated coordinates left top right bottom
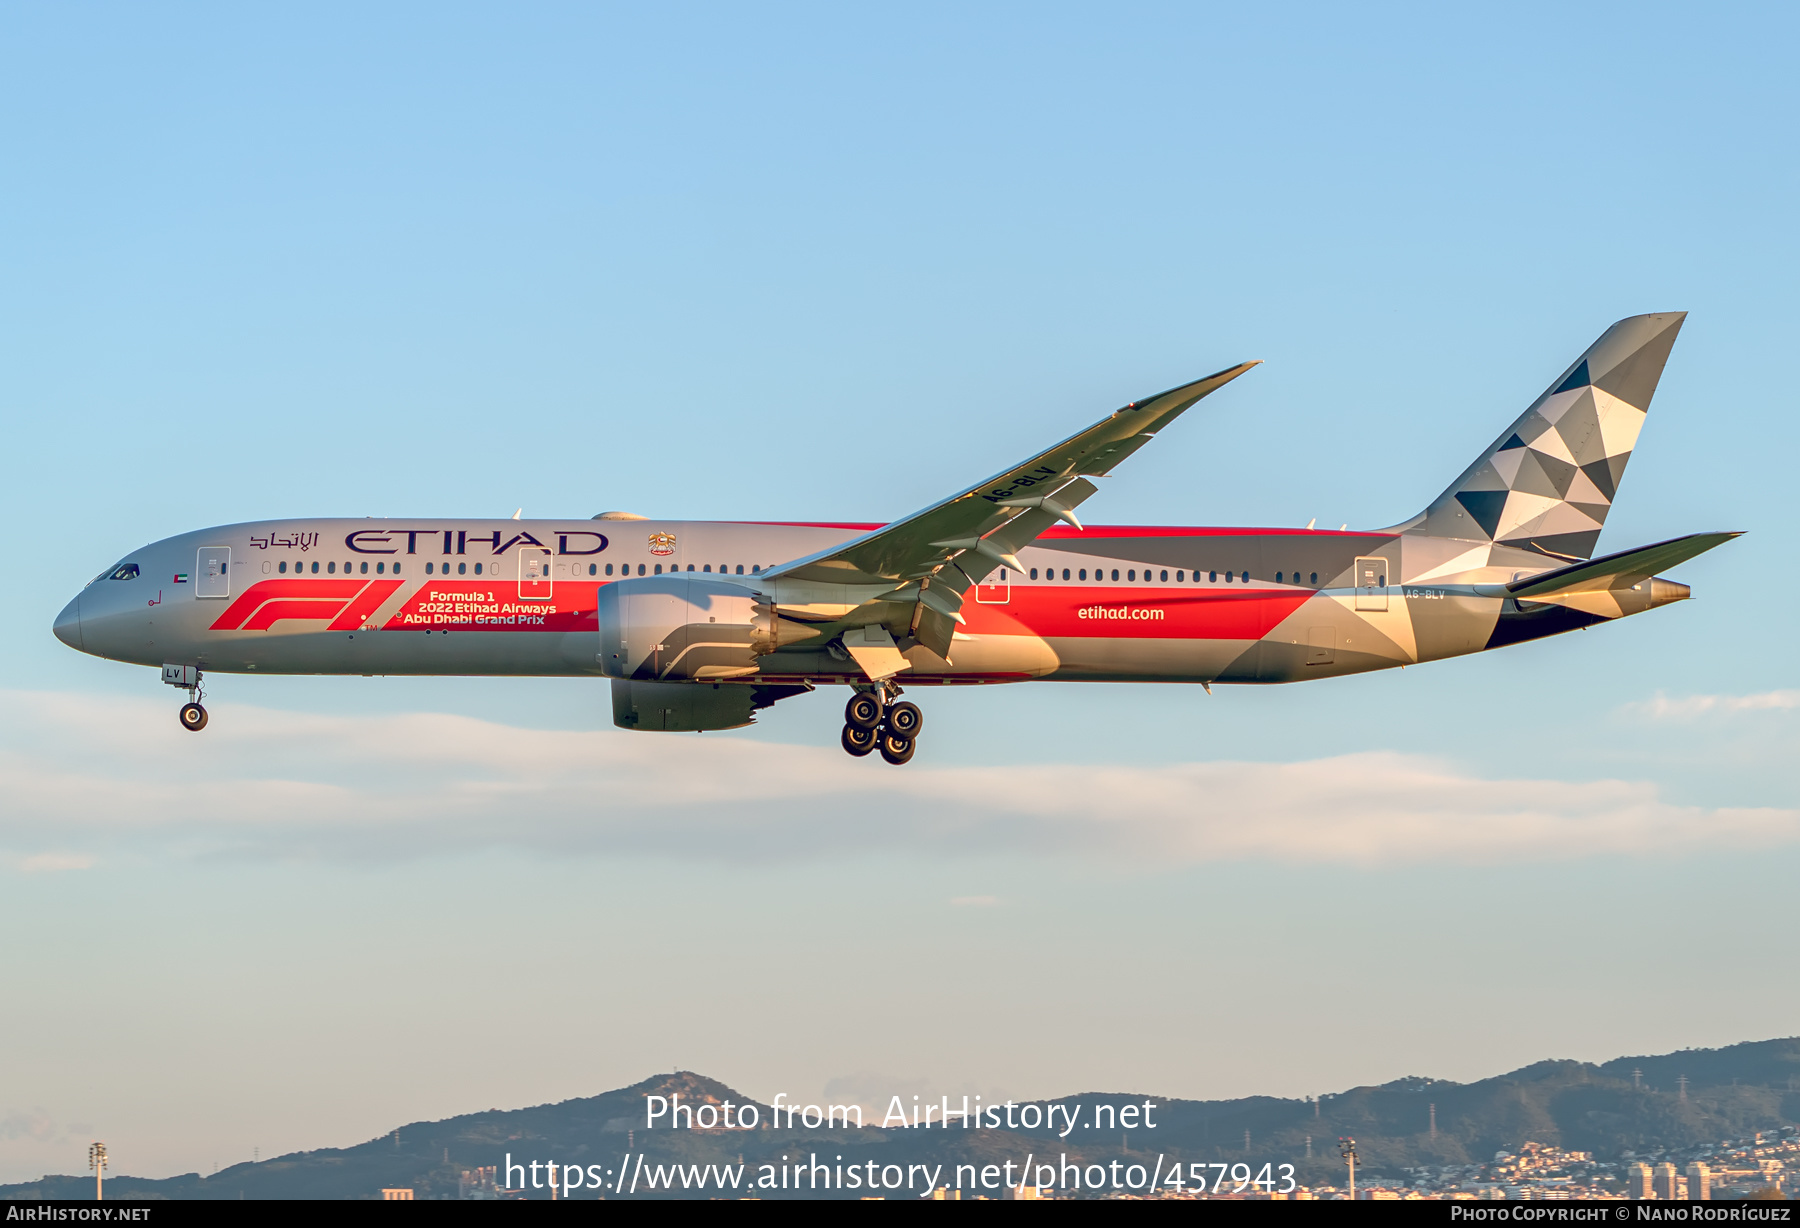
(767, 363, 1258, 587)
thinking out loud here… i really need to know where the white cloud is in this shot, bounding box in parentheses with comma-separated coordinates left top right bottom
(0, 1108, 77, 1143)
(3, 690, 1797, 868)
(1626, 690, 1800, 720)
(16, 853, 93, 873)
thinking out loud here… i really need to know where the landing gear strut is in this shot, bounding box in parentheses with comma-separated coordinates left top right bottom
(164, 665, 208, 732)
(840, 683, 922, 765)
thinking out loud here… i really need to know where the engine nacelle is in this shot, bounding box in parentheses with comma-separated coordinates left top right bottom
(611, 678, 758, 732)
(596, 575, 821, 681)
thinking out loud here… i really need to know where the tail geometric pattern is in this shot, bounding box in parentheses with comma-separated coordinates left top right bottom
(1406, 312, 1686, 560)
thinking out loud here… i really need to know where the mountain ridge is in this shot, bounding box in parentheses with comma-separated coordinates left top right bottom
(6, 1036, 1796, 1199)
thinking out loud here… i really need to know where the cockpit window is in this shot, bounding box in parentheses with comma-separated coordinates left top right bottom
(109, 564, 140, 581)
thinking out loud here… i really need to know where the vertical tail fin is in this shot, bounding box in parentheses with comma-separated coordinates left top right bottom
(1403, 312, 1686, 560)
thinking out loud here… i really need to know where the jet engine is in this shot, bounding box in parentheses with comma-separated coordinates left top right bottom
(595, 575, 820, 682)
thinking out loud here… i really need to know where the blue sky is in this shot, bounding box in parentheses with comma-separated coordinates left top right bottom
(3, 2, 1797, 1182)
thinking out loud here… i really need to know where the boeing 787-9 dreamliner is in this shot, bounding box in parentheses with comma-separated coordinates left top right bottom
(54, 313, 1736, 764)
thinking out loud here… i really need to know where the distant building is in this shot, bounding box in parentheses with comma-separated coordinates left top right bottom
(460, 1167, 499, 1200)
(1653, 1163, 1681, 1201)
(1625, 1163, 1654, 1199)
(1687, 1163, 1712, 1201)
(380, 1188, 414, 1200)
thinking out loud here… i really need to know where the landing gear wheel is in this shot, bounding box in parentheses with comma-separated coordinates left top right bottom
(179, 702, 209, 732)
(884, 701, 923, 738)
(841, 723, 877, 756)
(877, 732, 916, 765)
(845, 693, 883, 730)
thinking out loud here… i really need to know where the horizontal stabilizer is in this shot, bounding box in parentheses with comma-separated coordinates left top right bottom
(1507, 532, 1740, 599)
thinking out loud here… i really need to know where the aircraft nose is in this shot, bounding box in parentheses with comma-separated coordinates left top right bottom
(53, 594, 83, 651)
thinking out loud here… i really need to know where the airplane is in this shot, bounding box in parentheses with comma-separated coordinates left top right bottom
(54, 312, 1736, 765)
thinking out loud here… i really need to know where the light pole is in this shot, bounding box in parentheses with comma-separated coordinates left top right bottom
(1338, 1137, 1357, 1200)
(89, 1142, 107, 1201)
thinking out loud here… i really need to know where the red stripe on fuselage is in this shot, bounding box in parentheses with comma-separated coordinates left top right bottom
(328, 580, 403, 630)
(242, 599, 358, 631)
(739, 522, 1395, 541)
(381, 581, 598, 632)
(962, 585, 1313, 640)
(1035, 525, 1396, 540)
(211, 579, 367, 630)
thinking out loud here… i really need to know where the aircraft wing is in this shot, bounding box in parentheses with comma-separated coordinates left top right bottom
(758, 360, 1259, 662)
(1506, 531, 1740, 599)
(767, 361, 1260, 588)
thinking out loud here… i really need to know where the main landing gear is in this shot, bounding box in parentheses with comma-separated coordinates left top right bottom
(841, 684, 924, 765)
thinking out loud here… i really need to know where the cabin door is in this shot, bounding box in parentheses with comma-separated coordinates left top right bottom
(1354, 556, 1388, 612)
(195, 547, 231, 599)
(518, 547, 553, 600)
(974, 567, 1011, 604)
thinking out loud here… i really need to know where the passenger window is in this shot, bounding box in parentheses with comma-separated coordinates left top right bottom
(476, 563, 485, 575)
(1209, 570, 1217, 582)
(393, 563, 401, 575)
(751, 565, 760, 574)
(1176, 570, 1184, 582)
(1127, 570, 1136, 581)
(703, 564, 711, 573)
(1160, 570, 1168, 582)
(426, 562, 435, 574)
(1079, 569, 1087, 581)
(654, 564, 662, 575)
(278, 562, 288, 574)
(736, 565, 745, 575)
(638, 564, 646, 575)
(360, 561, 369, 574)
(588, 564, 596, 576)
(1310, 572, 1318, 585)
(1241, 571, 1249, 583)
(1111, 569, 1119, 581)
(375, 562, 384, 574)
(458, 563, 467, 575)
(1225, 571, 1233, 583)
(1061, 568, 1069, 580)
(309, 561, 319, 574)
(327, 562, 336, 574)
(1029, 568, 1038, 580)
(1277, 572, 1284, 584)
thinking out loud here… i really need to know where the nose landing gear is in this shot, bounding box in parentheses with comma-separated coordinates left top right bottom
(163, 664, 208, 732)
(840, 684, 922, 765)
